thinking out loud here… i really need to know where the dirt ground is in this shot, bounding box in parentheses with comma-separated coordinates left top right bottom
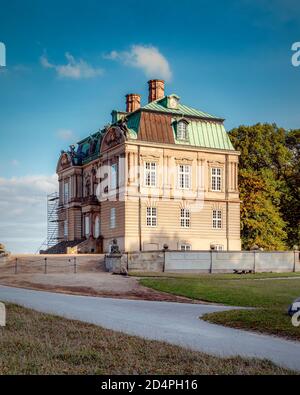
(0, 255, 196, 303)
(0, 272, 199, 303)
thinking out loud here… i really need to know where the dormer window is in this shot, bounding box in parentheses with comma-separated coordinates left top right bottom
(161, 94, 180, 109)
(177, 121, 188, 141)
(168, 95, 179, 109)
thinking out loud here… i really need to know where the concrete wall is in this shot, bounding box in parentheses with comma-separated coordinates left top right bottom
(127, 251, 164, 272)
(126, 250, 300, 273)
(0, 254, 105, 274)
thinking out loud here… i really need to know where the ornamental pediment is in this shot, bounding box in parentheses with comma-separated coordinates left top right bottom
(100, 126, 127, 153)
(56, 152, 72, 172)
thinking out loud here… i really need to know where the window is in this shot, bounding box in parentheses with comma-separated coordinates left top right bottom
(94, 216, 100, 238)
(64, 220, 68, 237)
(84, 215, 90, 237)
(177, 121, 188, 140)
(211, 168, 221, 191)
(144, 162, 156, 187)
(178, 165, 191, 189)
(110, 208, 116, 229)
(180, 208, 190, 228)
(63, 180, 69, 203)
(180, 244, 191, 251)
(146, 207, 157, 227)
(212, 209, 222, 229)
(110, 163, 117, 190)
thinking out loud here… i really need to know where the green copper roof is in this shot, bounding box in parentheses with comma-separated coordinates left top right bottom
(172, 120, 234, 150)
(124, 96, 234, 150)
(68, 95, 234, 167)
(126, 111, 139, 139)
(142, 97, 222, 120)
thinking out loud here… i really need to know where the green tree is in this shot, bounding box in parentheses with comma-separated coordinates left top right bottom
(281, 130, 300, 247)
(229, 123, 291, 250)
(239, 169, 287, 250)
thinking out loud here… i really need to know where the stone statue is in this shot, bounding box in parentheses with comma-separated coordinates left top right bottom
(110, 239, 121, 254)
(68, 144, 77, 165)
(118, 117, 128, 138)
(88, 134, 98, 155)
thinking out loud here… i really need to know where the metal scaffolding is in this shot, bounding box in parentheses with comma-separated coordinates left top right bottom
(37, 192, 60, 252)
(47, 192, 60, 248)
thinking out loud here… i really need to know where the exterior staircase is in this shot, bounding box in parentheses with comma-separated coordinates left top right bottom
(40, 239, 85, 254)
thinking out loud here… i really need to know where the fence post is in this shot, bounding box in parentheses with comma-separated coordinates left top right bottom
(74, 257, 77, 274)
(293, 251, 297, 273)
(15, 258, 18, 274)
(253, 251, 256, 273)
(163, 250, 166, 272)
(44, 257, 47, 274)
(210, 250, 213, 274)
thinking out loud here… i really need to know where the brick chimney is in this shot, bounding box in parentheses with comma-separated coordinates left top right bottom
(126, 93, 141, 113)
(148, 79, 165, 103)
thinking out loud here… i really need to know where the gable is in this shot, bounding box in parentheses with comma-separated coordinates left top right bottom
(100, 126, 126, 153)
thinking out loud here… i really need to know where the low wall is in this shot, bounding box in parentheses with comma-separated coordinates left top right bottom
(127, 251, 165, 272)
(126, 250, 300, 273)
(0, 254, 105, 274)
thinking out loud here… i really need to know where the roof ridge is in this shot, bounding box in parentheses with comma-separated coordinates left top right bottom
(140, 96, 223, 121)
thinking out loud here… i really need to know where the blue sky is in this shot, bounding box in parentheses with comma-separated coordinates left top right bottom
(0, 0, 300, 252)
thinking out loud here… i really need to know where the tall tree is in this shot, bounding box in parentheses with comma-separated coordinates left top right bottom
(229, 123, 291, 250)
(239, 169, 287, 250)
(281, 130, 300, 247)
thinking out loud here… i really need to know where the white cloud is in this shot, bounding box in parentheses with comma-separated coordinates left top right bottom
(104, 45, 172, 81)
(40, 52, 104, 79)
(0, 174, 58, 253)
(56, 128, 75, 141)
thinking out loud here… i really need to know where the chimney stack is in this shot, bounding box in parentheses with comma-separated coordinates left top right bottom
(148, 79, 165, 103)
(126, 93, 141, 113)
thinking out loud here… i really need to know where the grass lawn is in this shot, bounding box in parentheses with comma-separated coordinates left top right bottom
(0, 303, 294, 375)
(138, 272, 300, 341)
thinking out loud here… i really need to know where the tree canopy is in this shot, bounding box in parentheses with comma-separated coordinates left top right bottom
(229, 123, 300, 250)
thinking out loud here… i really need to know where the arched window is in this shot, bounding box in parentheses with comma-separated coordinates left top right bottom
(84, 215, 90, 237)
(94, 216, 100, 238)
(177, 121, 188, 141)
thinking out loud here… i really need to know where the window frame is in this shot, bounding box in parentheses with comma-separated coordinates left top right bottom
(215, 244, 223, 251)
(64, 219, 68, 237)
(144, 162, 157, 187)
(180, 208, 190, 228)
(146, 207, 157, 227)
(110, 208, 116, 229)
(177, 121, 188, 140)
(180, 243, 191, 251)
(212, 209, 222, 229)
(178, 164, 191, 189)
(63, 179, 70, 203)
(110, 163, 118, 190)
(84, 215, 90, 237)
(211, 167, 222, 192)
(94, 215, 100, 238)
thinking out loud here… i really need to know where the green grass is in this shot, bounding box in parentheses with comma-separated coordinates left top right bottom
(138, 273, 300, 341)
(0, 303, 293, 375)
(133, 271, 300, 280)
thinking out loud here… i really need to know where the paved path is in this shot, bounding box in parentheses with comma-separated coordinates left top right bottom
(1, 285, 300, 371)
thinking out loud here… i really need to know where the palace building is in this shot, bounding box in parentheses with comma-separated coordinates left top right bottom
(54, 80, 241, 253)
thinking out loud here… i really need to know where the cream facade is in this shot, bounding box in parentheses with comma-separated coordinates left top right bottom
(55, 80, 241, 253)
